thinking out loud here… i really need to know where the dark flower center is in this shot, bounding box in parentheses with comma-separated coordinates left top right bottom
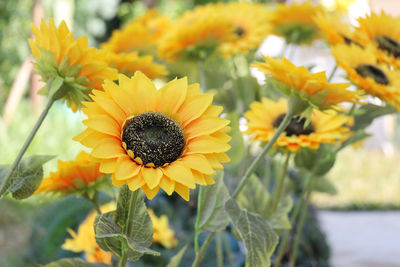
(273, 114, 315, 136)
(234, 26, 245, 37)
(340, 34, 362, 47)
(122, 112, 185, 167)
(355, 64, 389, 85)
(376, 35, 400, 58)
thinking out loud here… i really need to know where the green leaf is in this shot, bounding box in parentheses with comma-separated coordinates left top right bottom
(1, 155, 55, 199)
(198, 172, 230, 232)
(336, 130, 370, 152)
(237, 175, 292, 230)
(226, 112, 246, 167)
(312, 177, 337, 195)
(351, 103, 397, 131)
(294, 145, 336, 176)
(44, 258, 110, 267)
(225, 199, 278, 267)
(166, 244, 189, 267)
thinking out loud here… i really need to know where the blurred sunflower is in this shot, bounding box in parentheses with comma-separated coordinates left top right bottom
(314, 12, 357, 46)
(245, 98, 352, 152)
(252, 56, 362, 111)
(29, 19, 118, 112)
(332, 44, 400, 110)
(104, 51, 168, 79)
(158, 4, 235, 61)
(218, 2, 271, 57)
(74, 72, 231, 201)
(149, 209, 178, 249)
(270, 2, 323, 44)
(354, 11, 400, 68)
(102, 9, 170, 54)
(35, 151, 108, 197)
(62, 203, 115, 264)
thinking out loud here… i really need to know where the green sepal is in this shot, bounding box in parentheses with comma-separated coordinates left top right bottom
(276, 23, 318, 45)
(43, 258, 110, 267)
(312, 177, 337, 195)
(351, 103, 397, 131)
(0, 155, 55, 199)
(166, 244, 189, 267)
(336, 130, 370, 152)
(294, 145, 336, 176)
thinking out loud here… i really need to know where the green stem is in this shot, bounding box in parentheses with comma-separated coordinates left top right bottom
(347, 103, 356, 116)
(269, 152, 291, 214)
(289, 174, 314, 267)
(273, 172, 312, 267)
(216, 232, 223, 267)
(118, 189, 140, 267)
(191, 232, 216, 267)
(232, 111, 293, 199)
(328, 64, 338, 82)
(194, 186, 205, 252)
(0, 97, 55, 196)
(223, 232, 235, 267)
(84, 192, 102, 214)
(198, 60, 207, 92)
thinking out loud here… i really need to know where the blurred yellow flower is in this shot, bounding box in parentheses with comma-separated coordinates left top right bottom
(29, 19, 118, 112)
(149, 209, 178, 248)
(74, 72, 230, 201)
(245, 98, 352, 152)
(252, 56, 362, 110)
(35, 151, 107, 197)
(314, 12, 356, 46)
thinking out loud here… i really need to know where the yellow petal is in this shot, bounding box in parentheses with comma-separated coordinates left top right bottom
(159, 176, 175, 195)
(99, 158, 118, 173)
(83, 115, 121, 138)
(104, 78, 136, 115)
(174, 182, 190, 201)
(187, 136, 231, 154)
(132, 71, 157, 111)
(162, 162, 196, 189)
(157, 77, 187, 113)
(181, 155, 215, 175)
(91, 91, 126, 124)
(192, 171, 207, 185)
(92, 138, 125, 159)
(178, 93, 213, 126)
(73, 129, 112, 148)
(128, 177, 145, 191)
(185, 117, 230, 139)
(141, 167, 163, 189)
(142, 184, 160, 200)
(115, 155, 141, 180)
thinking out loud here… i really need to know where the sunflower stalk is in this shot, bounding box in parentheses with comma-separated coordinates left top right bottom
(269, 152, 291, 215)
(0, 96, 55, 197)
(216, 232, 224, 267)
(194, 186, 205, 253)
(83, 192, 102, 214)
(192, 232, 216, 267)
(328, 64, 338, 82)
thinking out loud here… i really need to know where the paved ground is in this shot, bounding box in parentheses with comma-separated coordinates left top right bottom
(318, 211, 400, 267)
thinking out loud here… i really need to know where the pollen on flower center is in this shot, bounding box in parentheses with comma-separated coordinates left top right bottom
(273, 113, 315, 136)
(376, 35, 400, 58)
(234, 26, 245, 37)
(122, 112, 185, 167)
(355, 64, 389, 85)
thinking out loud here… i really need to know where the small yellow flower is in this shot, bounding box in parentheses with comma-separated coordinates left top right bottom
(35, 151, 108, 197)
(332, 44, 400, 110)
(314, 12, 356, 46)
(62, 203, 115, 264)
(29, 19, 118, 111)
(74, 72, 231, 201)
(149, 209, 178, 248)
(252, 56, 362, 110)
(245, 98, 352, 152)
(270, 1, 323, 44)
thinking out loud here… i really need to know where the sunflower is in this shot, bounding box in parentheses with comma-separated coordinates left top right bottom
(149, 209, 178, 249)
(354, 11, 400, 69)
(74, 72, 231, 201)
(270, 2, 323, 44)
(332, 44, 400, 110)
(245, 98, 352, 152)
(35, 151, 108, 197)
(158, 4, 235, 61)
(101, 9, 171, 55)
(252, 56, 362, 111)
(29, 19, 118, 112)
(104, 51, 168, 79)
(62, 203, 115, 264)
(314, 12, 357, 46)
(218, 2, 271, 57)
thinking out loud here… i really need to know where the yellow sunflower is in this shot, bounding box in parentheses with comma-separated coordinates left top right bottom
(29, 19, 118, 112)
(252, 56, 362, 110)
(62, 203, 115, 264)
(158, 4, 235, 61)
(218, 2, 271, 57)
(35, 151, 108, 197)
(101, 9, 171, 54)
(74, 72, 231, 201)
(245, 98, 352, 152)
(314, 12, 357, 46)
(104, 51, 168, 79)
(332, 44, 400, 110)
(354, 11, 400, 69)
(149, 209, 178, 249)
(270, 2, 323, 44)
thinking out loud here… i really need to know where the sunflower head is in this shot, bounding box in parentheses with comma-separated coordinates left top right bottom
(271, 2, 323, 44)
(332, 44, 400, 110)
(74, 71, 231, 201)
(314, 12, 356, 46)
(148, 209, 178, 249)
(245, 98, 353, 152)
(35, 151, 109, 198)
(29, 19, 118, 112)
(252, 56, 362, 111)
